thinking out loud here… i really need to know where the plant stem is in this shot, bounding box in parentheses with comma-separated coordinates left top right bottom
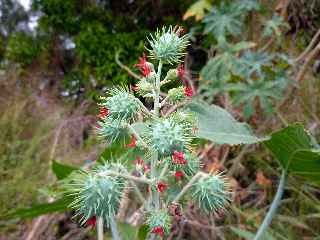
(172, 172, 203, 203)
(154, 60, 163, 117)
(99, 170, 154, 184)
(253, 170, 286, 240)
(110, 216, 121, 240)
(97, 217, 104, 240)
(150, 60, 163, 211)
(127, 124, 148, 148)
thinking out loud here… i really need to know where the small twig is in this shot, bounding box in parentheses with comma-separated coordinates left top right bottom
(296, 41, 320, 82)
(127, 124, 149, 148)
(295, 28, 320, 63)
(100, 170, 154, 185)
(159, 162, 169, 180)
(172, 172, 203, 203)
(164, 100, 189, 117)
(115, 51, 142, 80)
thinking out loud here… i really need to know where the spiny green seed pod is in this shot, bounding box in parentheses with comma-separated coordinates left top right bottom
(167, 151, 200, 177)
(149, 117, 192, 156)
(65, 163, 126, 226)
(96, 119, 127, 143)
(147, 26, 189, 64)
(165, 69, 179, 81)
(100, 88, 141, 121)
(171, 110, 196, 133)
(136, 78, 154, 96)
(167, 87, 186, 104)
(146, 210, 172, 236)
(192, 173, 230, 213)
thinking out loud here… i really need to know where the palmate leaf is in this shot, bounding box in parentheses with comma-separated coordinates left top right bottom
(203, 3, 243, 42)
(264, 123, 320, 184)
(263, 15, 288, 38)
(232, 76, 287, 119)
(239, 50, 273, 77)
(188, 101, 267, 145)
(235, 0, 260, 12)
(183, 0, 212, 21)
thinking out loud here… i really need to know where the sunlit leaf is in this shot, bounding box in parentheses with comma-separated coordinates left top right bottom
(188, 101, 267, 145)
(183, 0, 212, 21)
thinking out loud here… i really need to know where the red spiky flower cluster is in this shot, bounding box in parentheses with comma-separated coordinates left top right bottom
(98, 107, 109, 119)
(134, 53, 152, 77)
(175, 170, 184, 181)
(126, 135, 137, 148)
(172, 151, 187, 165)
(184, 86, 193, 97)
(151, 226, 164, 237)
(86, 216, 97, 228)
(157, 182, 168, 193)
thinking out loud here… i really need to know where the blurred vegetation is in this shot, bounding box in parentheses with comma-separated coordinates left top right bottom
(1, 0, 320, 239)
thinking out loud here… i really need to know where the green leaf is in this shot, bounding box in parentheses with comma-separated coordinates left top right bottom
(138, 225, 149, 240)
(264, 123, 312, 169)
(230, 227, 275, 240)
(52, 160, 78, 180)
(264, 123, 320, 183)
(2, 197, 72, 220)
(289, 149, 320, 183)
(263, 15, 288, 38)
(119, 223, 139, 240)
(203, 3, 243, 41)
(183, 0, 212, 21)
(230, 226, 255, 239)
(188, 101, 266, 145)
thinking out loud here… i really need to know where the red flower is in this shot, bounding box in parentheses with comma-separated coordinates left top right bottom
(151, 226, 164, 237)
(95, 123, 102, 129)
(134, 54, 151, 77)
(144, 164, 151, 173)
(134, 157, 144, 165)
(126, 135, 137, 148)
(184, 86, 193, 97)
(86, 216, 96, 228)
(98, 107, 109, 119)
(157, 182, 168, 193)
(177, 64, 185, 79)
(172, 151, 187, 165)
(175, 171, 184, 181)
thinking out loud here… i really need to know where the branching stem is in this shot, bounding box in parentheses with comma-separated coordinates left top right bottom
(99, 170, 154, 185)
(253, 170, 286, 240)
(127, 124, 148, 148)
(172, 172, 203, 203)
(97, 217, 104, 240)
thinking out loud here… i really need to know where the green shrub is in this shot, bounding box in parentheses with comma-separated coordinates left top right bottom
(5, 32, 41, 66)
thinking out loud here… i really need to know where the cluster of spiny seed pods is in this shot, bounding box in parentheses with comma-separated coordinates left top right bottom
(65, 26, 230, 239)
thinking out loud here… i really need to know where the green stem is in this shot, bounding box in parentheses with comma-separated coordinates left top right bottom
(154, 60, 162, 117)
(150, 60, 163, 211)
(127, 124, 148, 148)
(110, 216, 121, 240)
(253, 170, 286, 240)
(97, 217, 104, 240)
(172, 172, 203, 203)
(99, 170, 154, 185)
